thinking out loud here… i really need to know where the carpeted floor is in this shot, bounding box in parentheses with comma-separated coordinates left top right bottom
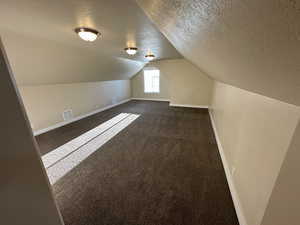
(36, 100, 239, 225)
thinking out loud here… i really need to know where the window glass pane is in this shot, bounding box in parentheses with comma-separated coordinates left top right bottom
(144, 69, 160, 93)
(144, 71, 153, 93)
(152, 76, 159, 92)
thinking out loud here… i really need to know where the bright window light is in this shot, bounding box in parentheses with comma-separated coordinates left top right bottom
(144, 69, 160, 93)
(42, 113, 140, 185)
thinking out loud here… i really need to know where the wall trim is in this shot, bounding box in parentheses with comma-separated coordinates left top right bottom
(131, 98, 170, 102)
(33, 99, 131, 136)
(169, 103, 209, 108)
(209, 109, 248, 225)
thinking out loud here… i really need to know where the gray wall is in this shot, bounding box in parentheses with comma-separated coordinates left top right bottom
(131, 59, 214, 106)
(210, 81, 300, 225)
(261, 121, 300, 225)
(20, 81, 131, 132)
(0, 40, 63, 225)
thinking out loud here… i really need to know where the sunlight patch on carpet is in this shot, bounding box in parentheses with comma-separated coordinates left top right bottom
(42, 113, 140, 185)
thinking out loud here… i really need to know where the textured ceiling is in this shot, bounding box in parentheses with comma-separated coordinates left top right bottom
(136, 0, 300, 106)
(0, 0, 181, 85)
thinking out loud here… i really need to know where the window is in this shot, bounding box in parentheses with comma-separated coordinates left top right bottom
(144, 69, 160, 93)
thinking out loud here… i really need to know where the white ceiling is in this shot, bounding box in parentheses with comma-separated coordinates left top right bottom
(1, 0, 299, 106)
(136, 0, 300, 106)
(0, 0, 182, 85)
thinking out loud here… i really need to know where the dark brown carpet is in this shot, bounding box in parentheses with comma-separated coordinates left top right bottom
(36, 100, 239, 225)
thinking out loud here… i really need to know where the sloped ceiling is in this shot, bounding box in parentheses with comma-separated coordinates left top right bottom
(0, 0, 181, 85)
(136, 0, 300, 106)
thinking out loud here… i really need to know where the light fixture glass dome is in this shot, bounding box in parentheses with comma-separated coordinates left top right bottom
(75, 27, 100, 42)
(124, 47, 138, 55)
(145, 54, 155, 61)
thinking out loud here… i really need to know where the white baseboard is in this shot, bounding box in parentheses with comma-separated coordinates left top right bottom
(209, 109, 248, 225)
(169, 103, 209, 109)
(33, 99, 131, 136)
(131, 98, 170, 102)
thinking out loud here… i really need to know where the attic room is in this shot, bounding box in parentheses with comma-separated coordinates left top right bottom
(0, 1, 299, 225)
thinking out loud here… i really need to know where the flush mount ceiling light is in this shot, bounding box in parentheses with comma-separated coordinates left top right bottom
(145, 54, 155, 61)
(124, 47, 138, 55)
(74, 27, 100, 42)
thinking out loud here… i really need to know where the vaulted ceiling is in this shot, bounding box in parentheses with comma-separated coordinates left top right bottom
(136, 0, 300, 106)
(0, 0, 299, 106)
(0, 0, 181, 85)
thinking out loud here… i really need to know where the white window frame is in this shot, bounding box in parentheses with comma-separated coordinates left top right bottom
(143, 68, 160, 93)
